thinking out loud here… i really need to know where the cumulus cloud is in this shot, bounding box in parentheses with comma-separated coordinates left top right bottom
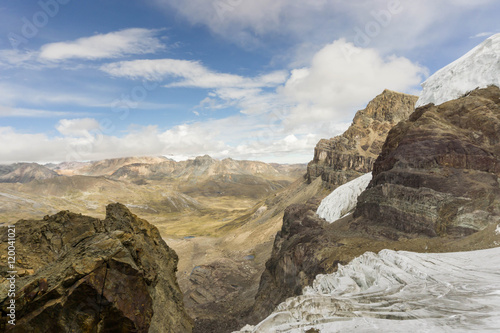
(278, 39, 427, 132)
(37, 28, 164, 62)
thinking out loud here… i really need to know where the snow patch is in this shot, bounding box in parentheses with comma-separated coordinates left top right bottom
(316, 173, 372, 223)
(236, 246, 500, 332)
(496, 224, 500, 235)
(416, 33, 500, 107)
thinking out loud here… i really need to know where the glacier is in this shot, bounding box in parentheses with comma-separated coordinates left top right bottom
(416, 33, 500, 108)
(316, 173, 372, 223)
(236, 246, 500, 332)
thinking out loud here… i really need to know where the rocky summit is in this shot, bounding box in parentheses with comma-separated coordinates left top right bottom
(355, 85, 500, 237)
(307, 89, 418, 188)
(0, 203, 192, 333)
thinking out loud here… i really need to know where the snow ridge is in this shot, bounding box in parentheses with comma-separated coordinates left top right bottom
(416, 33, 500, 107)
(316, 173, 372, 223)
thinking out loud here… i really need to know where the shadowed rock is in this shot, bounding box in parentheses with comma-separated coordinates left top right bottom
(0, 203, 193, 332)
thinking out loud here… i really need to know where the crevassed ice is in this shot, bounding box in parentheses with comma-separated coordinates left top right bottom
(316, 172, 372, 223)
(416, 33, 500, 108)
(236, 246, 500, 333)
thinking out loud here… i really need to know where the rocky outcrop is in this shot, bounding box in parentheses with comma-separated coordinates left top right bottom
(0, 203, 193, 332)
(354, 85, 500, 237)
(249, 199, 336, 322)
(307, 90, 418, 188)
(0, 163, 60, 183)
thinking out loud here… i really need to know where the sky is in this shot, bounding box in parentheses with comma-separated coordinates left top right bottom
(0, 0, 499, 164)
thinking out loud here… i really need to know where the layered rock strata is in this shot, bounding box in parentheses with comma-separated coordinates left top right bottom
(307, 90, 418, 188)
(355, 86, 500, 237)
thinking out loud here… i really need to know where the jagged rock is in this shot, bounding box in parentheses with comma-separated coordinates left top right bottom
(0, 203, 193, 332)
(354, 86, 500, 237)
(249, 199, 336, 322)
(307, 90, 418, 188)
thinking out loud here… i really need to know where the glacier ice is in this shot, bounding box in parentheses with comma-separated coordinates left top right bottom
(416, 33, 500, 108)
(236, 246, 500, 332)
(316, 173, 372, 223)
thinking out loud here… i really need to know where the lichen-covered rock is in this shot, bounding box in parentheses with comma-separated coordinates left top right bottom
(0, 203, 193, 332)
(355, 86, 500, 237)
(307, 89, 418, 188)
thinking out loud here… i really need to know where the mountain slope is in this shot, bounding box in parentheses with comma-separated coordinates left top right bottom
(0, 163, 59, 183)
(54, 156, 170, 176)
(417, 33, 500, 107)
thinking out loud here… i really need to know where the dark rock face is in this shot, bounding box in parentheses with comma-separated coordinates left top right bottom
(355, 86, 500, 237)
(250, 199, 338, 322)
(0, 203, 193, 332)
(307, 90, 418, 188)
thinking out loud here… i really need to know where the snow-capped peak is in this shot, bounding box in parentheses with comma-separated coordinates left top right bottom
(416, 33, 500, 108)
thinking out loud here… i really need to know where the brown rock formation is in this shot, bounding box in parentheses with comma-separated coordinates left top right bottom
(354, 85, 500, 237)
(250, 86, 500, 325)
(307, 90, 418, 188)
(249, 199, 334, 321)
(0, 203, 192, 332)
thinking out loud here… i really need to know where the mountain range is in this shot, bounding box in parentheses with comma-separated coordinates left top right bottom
(1, 33, 500, 333)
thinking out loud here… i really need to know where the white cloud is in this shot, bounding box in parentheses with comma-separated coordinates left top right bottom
(38, 28, 165, 62)
(0, 34, 427, 164)
(0, 105, 83, 118)
(0, 50, 38, 69)
(152, 0, 500, 56)
(100, 58, 287, 89)
(278, 39, 427, 133)
(56, 118, 101, 137)
(470, 32, 496, 39)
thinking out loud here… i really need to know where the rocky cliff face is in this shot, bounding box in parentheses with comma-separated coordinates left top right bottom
(354, 85, 500, 237)
(0, 203, 193, 332)
(249, 199, 335, 322)
(307, 90, 418, 188)
(250, 87, 500, 326)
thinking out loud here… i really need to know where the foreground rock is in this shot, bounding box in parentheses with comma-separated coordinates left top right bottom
(307, 89, 418, 188)
(0, 203, 193, 332)
(355, 85, 500, 237)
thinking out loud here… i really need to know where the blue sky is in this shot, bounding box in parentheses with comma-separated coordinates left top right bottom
(0, 0, 499, 164)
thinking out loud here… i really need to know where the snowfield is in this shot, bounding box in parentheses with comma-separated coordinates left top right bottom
(416, 33, 500, 108)
(316, 173, 372, 223)
(236, 246, 500, 332)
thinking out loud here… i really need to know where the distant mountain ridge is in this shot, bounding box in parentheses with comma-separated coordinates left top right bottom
(0, 163, 59, 183)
